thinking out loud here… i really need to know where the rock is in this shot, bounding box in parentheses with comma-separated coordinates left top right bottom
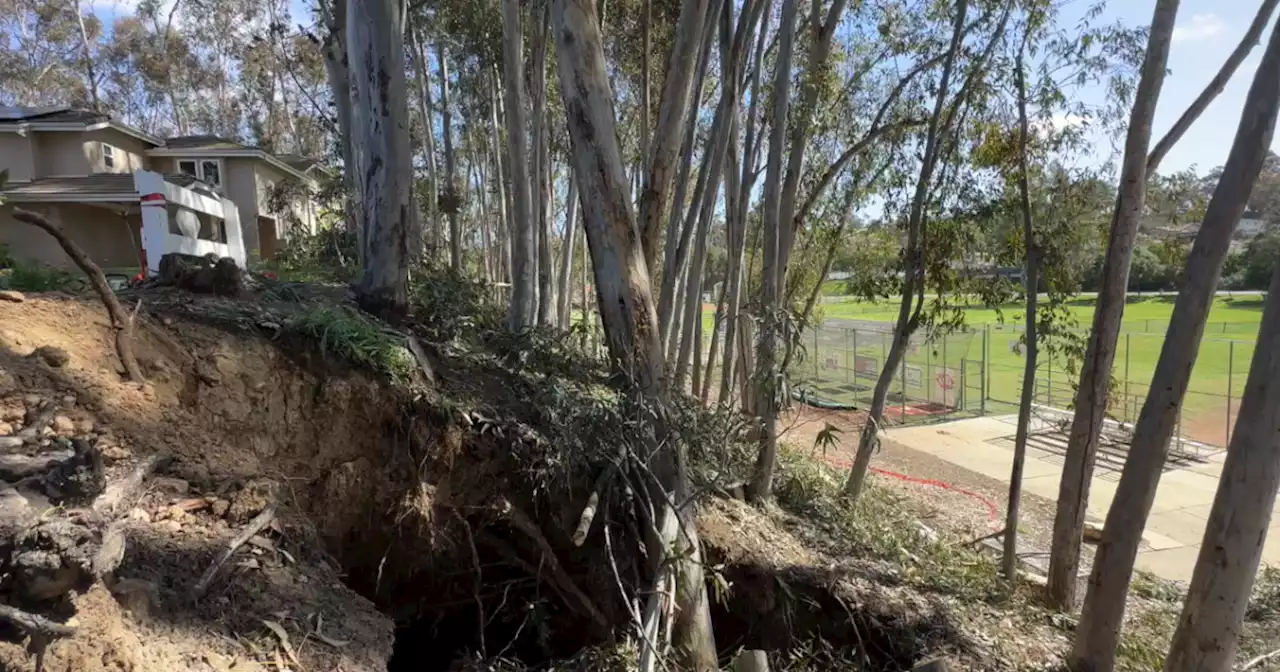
(33, 345, 70, 368)
(1083, 522, 1104, 544)
(10, 513, 104, 604)
(100, 444, 132, 461)
(228, 479, 277, 523)
(732, 650, 770, 672)
(160, 519, 182, 533)
(23, 394, 41, 407)
(0, 406, 21, 422)
(211, 499, 231, 518)
(0, 449, 75, 480)
(912, 658, 952, 672)
(127, 508, 151, 524)
(0, 422, 12, 436)
(52, 415, 76, 434)
(152, 477, 190, 495)
(0, 290, 25, 303)
(40, 438, 106, 505)
(74, 418, 95, 433)
(61, 395, 76, 407)
(111, 578, 160, 620)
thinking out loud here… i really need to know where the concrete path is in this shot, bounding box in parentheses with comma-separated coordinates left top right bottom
(883, 414, 1280, 583)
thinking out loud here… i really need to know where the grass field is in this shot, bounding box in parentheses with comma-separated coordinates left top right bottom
(749, 294, 1266, 446)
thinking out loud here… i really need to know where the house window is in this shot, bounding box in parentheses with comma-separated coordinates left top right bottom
(177, 158, 224, 190)
(102, 144, 116, 169)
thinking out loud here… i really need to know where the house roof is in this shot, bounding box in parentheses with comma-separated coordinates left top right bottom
(164, 135, 259, 151)
(0, 106, 162, 146)
(149, 137, 318, 182)
(2, 173, 218, 203)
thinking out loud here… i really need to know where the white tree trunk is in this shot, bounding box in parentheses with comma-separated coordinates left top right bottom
(1071, 12, 1280, 670)
(348, 0, 410, 316)
(634, 0, 711, 272)
(551, 1, 718, 668)
(321, 0, 357, 238)
(1164, 268, 1280, 672)
(556, 174, 580, 328)
(502, 0, 538, 328)
(1046, 0, 1180, 611)
(530, 1, 553, 324)
(409, 25, 441, 261)
(437, 42, 462, 273)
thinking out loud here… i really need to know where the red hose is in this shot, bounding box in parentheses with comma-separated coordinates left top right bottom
(870, 466, 1001, 530)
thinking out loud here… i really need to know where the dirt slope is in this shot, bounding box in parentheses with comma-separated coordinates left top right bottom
(0, 293, 395, 671)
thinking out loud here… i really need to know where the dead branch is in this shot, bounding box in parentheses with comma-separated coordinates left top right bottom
(0, 603, 76, 638)
(961, 528, 1006, 547)
(10, 207, 144, 382)
(405, 334, 437, 385)
(1243, 647, 1280, 671)
(572, 465, 615, 546)
(191, 502, 277, 599)
(498, 498, 609, 632)
(92, 454, 170, 516)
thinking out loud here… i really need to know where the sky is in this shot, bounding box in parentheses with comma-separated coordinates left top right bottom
(88, 0, 1272, 180)
(1066, 0, 1277, 177)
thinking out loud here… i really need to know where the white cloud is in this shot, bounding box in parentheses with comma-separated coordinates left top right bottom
(1173, 14, 1226, 43)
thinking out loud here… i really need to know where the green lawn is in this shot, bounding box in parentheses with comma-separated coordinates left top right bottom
(707, 294, 1265, 445)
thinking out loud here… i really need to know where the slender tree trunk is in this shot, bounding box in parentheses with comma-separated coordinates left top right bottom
(1004, 37, 1037, 586)
(409, 24, 441, 261)
(437, 42, 462, 273)
(490, 70, 513, 283)
(551, 1, 718, 668)
(502, 0, 537, 328)
(556, 174, 580, 328)
(1046, 0, 1180, 611)
(635, 0, 712, 273)
(675, 166, 721, 387)
(321, 0, 357, 239)
(842, 0, 971, 501)
(639, 0, 651, 177)
(531, 0, 554, 324)
(1164, 267, 1280, 672)
(746, 0, 798, 502)
(720, 0, 771, 406)
(701, 276, 727, 403)
(1071, 15, 1280, 670)
(349, 0, 410, 317)
(71, 0, 100, 110)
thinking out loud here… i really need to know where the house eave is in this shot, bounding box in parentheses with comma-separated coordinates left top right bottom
(0, 121, 162, 146)
(147, 148, 313, 182)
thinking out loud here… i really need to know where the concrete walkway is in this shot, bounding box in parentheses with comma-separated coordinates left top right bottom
(883, 414, 1280, 583)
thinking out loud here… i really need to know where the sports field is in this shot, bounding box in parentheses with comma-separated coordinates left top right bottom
(780, 294, 1265, 446)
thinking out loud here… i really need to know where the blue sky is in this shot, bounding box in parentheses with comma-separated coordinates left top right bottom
(1076, 0, 1277, 176)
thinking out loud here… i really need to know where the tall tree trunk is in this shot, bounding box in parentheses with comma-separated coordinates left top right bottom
(556, 174, 580, 328)
(635, 0, 712, 273)
(348, 0, 410, 317)
(1046, 0, 1180, 611)
(490, 69, 514, 283)
(320, 0, 357, 238)
(639, 0, 651, 178)
(1163, 267, 1280, 672)
(551, 1, 718, 668)
(745, 0, 799, 503)
(1004, 37, 1037, 586)
(1070, 15, 1280, 670)
(531, 0, 553, 324)
(842, 0, 971, 501)
(502, 0, 537, 328)
(409, 24, 441, 261)
(675, 165, 721, 387)
(701, 275, 727, 403)
(720, 0, 772, 406)
(437, 42, 462, 273)
(71, 0, 100, 110)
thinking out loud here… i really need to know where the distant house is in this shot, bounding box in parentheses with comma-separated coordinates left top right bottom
(1236, 209, 1266, 239)
(0, 106, 325, 272)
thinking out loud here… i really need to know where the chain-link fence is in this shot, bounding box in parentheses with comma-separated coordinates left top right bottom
(792, 319, 1255, 449)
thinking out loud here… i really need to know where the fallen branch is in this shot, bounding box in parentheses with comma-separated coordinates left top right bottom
(191, 502, 277, 599)
(10, 207, 144, 382)
(404, 334, 437, 385)
(498, 498, 608, 632)
(960, 528, 1005, 547)
(93, 454, 170, 516)
(1243, 647, 1280, 671)
(572, 465, 615, 547)
(0, 603, 76, 638)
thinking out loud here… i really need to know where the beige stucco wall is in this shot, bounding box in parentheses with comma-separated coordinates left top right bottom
(0, 204, 142, 271)
(225, 158, 262, 260)
(255, 162, 317, 239)
(34, 134, 90, 177)
(0, 134, 36, 183)
(83, 129, 151, 173)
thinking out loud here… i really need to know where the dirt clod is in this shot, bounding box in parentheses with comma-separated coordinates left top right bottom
(0, 423, 12, 436)
(109, 578, 160, 620)
(52, 415, 75, 434)
(33, 345, 71, 368)
(0, 290, 25, 303)
(228, 478, 277, 524)
(211, 499, 230, 518)
(151, 477, 189, 495)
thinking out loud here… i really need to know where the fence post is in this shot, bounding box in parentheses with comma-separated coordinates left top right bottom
(814, 324, 820, 378)
(1125, 333, 1131, 423)
(852, 329, 858, 388)
(1047, 347, 1053, 407)
(1227, 341, 1234, 446)
(983, 324, 990, 407)
(843, 328, 850, 383)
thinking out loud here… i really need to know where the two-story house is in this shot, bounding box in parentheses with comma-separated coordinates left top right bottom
(0, 106, 325, 272)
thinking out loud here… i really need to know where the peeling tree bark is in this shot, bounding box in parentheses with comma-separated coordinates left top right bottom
(348, 0, 410, 318)
(1046, 0, 1180, 611)
(550, 1, 718, 667)
(1071, 12, 1280, 670)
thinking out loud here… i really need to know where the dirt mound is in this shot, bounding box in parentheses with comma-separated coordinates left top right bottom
(0, 294, 394, 671)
